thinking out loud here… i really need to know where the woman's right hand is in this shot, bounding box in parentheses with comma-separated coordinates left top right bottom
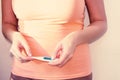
(10, 32, 32, 62)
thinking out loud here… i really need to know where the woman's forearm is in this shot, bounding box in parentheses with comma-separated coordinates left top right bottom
(69, 20, 107, 47)
(2, 23, 18, 43)
(2, 0, 19, 43)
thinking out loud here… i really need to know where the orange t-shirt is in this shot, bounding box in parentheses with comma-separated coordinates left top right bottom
(12, 0, 92, 79)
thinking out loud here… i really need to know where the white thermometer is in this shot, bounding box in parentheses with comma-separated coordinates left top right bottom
(31, 56, 52, 62)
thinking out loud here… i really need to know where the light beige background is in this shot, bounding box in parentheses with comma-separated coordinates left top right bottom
(0, 0, 120, 80)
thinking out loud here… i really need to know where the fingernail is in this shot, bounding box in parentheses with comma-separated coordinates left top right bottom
(29, 54, 32, 57)
(28, 52, 32, 56)
(27, 53, 31, 56)
(56, 53, 61, 58)
(51, 56, 54, 60)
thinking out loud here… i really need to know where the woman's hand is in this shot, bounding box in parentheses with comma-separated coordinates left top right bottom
(10, 32, 32, 62)
(49, 32, 77, 67)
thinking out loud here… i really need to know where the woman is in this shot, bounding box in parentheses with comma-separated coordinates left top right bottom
(2, 0, 107, 80)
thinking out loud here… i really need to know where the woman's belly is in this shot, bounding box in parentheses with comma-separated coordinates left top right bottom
(19, 20, 83, 56)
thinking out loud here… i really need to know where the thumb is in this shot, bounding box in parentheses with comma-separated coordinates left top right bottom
(21, 39, 32, 57)
(52, 43, 62, 59)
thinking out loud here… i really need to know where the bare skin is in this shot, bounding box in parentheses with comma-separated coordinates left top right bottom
(2, 0, 107, 67)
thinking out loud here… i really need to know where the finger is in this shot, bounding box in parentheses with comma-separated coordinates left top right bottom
(12, 49, 32, 63)
(48, 58, 59, 65)
(10, 47, 20, 60)
(57, 51, 69, 65)
(10, 46, 32, 62)
(49, 51, 69, 66)
(52, 43, 62, 59)
(19, 57, 32, 63)
(20, 38, 32, 57)
(58, 54, 73, 67)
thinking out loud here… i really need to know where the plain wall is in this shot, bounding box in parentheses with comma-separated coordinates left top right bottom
(0, 0, 120, 80)
(0, 0, 12, 80)
(90, 0, 120, 80)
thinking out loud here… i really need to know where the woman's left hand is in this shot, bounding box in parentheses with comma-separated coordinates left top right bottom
(49, 32, 77, 67)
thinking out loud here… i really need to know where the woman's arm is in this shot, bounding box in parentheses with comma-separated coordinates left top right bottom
(49, 0, 107, 66)
(72, 0, 107, 45)
(2, 0, 32, 62)
(2, 0, 18, 43)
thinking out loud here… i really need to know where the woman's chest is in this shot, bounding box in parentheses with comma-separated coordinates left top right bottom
(12, 0, 85, 21)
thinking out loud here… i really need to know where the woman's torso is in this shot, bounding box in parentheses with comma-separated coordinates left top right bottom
(11, 0, 92, 79)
